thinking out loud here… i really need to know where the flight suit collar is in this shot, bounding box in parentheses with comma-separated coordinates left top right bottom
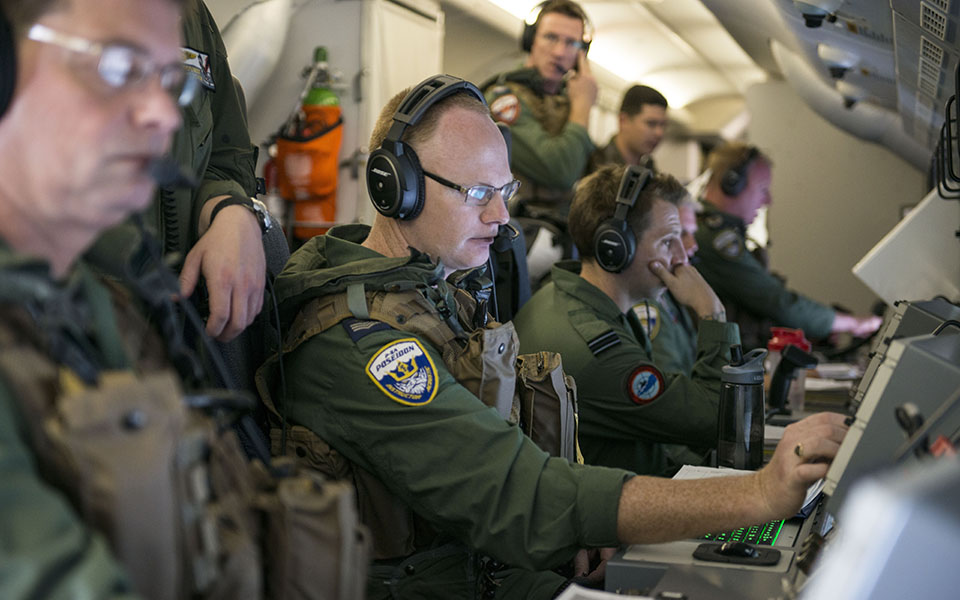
(551, 261, 654, 355)
(551, 261, 628, 322)
(275, 224, 490, 330)
(482, 66, 565, 98)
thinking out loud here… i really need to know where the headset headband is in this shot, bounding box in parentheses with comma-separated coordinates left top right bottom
(612, 166, 650, 221)
(381, 75, 486, 149)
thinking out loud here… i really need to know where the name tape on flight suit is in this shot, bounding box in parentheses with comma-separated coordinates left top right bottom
(625, 365, 664, 405)
(366, 339, 438, 406)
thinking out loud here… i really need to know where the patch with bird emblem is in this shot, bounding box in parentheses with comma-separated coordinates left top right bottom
(366, 339, 438, 406)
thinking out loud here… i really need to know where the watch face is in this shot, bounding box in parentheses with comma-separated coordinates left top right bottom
(251, 198, 272, 231)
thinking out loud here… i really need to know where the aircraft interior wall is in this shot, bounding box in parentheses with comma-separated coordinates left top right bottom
(208, 0, 941, 315)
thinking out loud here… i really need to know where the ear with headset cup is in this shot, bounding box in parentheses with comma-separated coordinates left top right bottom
(594, 166, 652, 273)
(720, 146, 759, 197)
(366, 74, 487, 221)
(0, 5, 15, 121)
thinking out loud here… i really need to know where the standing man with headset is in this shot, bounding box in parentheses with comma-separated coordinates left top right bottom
(513, 165, 734, 476)
(695, 142, 881, 350)
(259, 75, 848, 598)
(481, 0, 597, 229)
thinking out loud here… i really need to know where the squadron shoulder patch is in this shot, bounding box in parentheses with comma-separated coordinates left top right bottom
(366, 339, 438, 406)
(490, 94, 520, 125)
(632, 302, 661, 341)
(704, 214, 724, 229)
(182, 46, 215, 90)
(712, 228, 744, 259)
(626, 365, 665, 405)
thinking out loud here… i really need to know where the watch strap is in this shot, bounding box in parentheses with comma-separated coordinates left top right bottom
(210, 196, 266, 233)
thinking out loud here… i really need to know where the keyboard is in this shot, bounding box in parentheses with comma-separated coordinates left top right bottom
(700, 519, 785, 546)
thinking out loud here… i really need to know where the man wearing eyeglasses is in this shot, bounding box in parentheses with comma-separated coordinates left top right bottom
(261, 78, 849, 598)
(0, 0, 332, 598)
(481, 0, 597, 229)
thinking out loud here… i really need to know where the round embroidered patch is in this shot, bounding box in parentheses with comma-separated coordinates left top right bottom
(626, 365, 664, 405)
(366, 339, 438, 406)
(632, 303, 662, 341)
(712, 228, 744, 259)
(490, 94, 520, 125)
(704, 214, 724, 229)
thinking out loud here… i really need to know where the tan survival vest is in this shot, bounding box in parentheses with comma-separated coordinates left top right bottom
(257, 282, 581, 560)
(0, 286, 368, 600)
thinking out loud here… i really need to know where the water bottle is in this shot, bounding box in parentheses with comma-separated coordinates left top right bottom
(717, 345, 768, 470)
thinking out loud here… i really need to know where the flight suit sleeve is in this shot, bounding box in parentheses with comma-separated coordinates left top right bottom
(282, 324, 630, 570)
(486, 87, 594, 190)
(0, 382, 140, 600)
(186, 1, 259, 243)
(696, 234, 835, 339)
(573, 320, 739, 448)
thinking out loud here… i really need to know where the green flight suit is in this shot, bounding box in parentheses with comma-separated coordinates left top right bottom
(632, 294, 705, 470)
(482, 68, 594, 222)
(583, 135, 657, 178)
(266, 225, 629, 599)
(87, 0, 258, 275)
(0, 242, 142, 599)
(694, 202, 835, 350)
(633, 293, 697, 376)
(513, 262, 739, 476)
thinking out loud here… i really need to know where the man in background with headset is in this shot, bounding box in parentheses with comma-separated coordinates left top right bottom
(696, 142, 881, 350)
(262, 74, 848, 598)
(481, 0, 597, 228)
(513, 165, 731, 476)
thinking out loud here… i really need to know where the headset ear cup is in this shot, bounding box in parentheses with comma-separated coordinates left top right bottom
(366, 148, 403, 218)
(401, 143, 426, 220)
(521, 20, 535, 53)
(720, 168, 743, 197)
(0, 6, 15, 121)
(593, 219, 636, 273)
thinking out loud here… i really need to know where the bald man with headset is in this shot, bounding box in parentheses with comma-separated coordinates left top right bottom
(259, 74, 849, 599)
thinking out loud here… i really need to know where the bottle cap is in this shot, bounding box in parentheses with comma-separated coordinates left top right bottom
(721, 348, 768, 384)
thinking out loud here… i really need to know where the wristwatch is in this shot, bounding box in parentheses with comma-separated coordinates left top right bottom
(210, 196, 274, 234)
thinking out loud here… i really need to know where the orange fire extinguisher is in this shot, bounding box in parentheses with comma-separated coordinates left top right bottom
(274, 46, 342, 240)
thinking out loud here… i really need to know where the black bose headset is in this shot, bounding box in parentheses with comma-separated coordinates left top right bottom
(521, 0, 592, 55)
(365, 74, 487, 221)
(720, 146, 759, 197)
(1, 4, 15, 121)
(593, 165, 652, 273)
